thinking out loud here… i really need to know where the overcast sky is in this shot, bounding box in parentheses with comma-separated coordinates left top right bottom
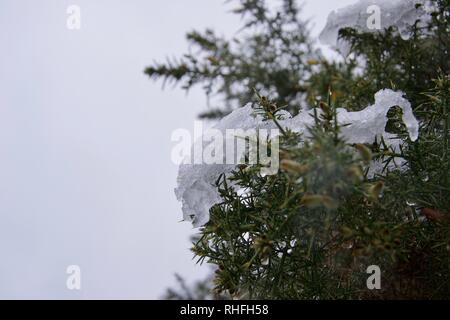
(0, 0, 358, 299)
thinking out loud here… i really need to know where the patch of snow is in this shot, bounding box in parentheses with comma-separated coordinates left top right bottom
(336, 89, 419, 177)
(319, 0, 433, 56)
(176, 89, 419, 227)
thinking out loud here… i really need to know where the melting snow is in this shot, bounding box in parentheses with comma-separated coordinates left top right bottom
(176, 89, 419, 227)
(319, 0, 433, 55)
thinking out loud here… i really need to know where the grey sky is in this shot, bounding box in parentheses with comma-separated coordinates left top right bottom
(0, 0, 357, 299)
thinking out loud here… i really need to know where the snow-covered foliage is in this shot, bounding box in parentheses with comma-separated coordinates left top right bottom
(176, 89, 419, 227)
(319, 0, 433, 55)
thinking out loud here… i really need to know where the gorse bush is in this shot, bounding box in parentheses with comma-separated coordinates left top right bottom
(146, 0, 450, 299)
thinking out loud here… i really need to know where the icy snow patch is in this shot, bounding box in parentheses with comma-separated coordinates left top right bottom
(176, 89, 419, 227)
(319, 0, 433, 55)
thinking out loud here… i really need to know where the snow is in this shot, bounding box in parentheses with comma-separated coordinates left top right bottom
(175, 104, 277, 227)
(319, 0, 433, 55)
(336, 89, 419, 177)
(176, 89, 419, 227)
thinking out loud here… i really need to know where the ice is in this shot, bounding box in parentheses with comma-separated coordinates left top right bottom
(176, 89, 419, 227)
(335, 89, 419, 177)
(319, 0, 433, 56)
(335, 89, 419, 144)
(175, 104, 278, 227)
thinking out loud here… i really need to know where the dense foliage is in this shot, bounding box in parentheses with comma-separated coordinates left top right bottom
(146, 0, 450, 299)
